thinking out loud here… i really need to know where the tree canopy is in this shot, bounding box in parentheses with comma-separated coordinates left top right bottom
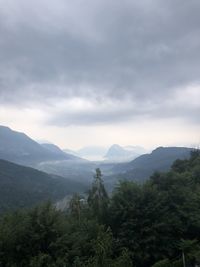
(0, 151, 200, 267)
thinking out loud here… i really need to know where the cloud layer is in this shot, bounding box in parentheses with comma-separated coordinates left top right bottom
(0, 0, 200, 126)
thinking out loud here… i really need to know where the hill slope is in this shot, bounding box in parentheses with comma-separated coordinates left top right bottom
(128, 146, 192, 170)
(0, 159, 86, 213)
(106, 147, 193, 186)
(0, 125, 78, 165)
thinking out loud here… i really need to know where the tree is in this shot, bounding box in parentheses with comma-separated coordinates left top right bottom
(87, 168, 109, 221)
(112, 248, 133, 267)
(69, 193, 83, 224)
(1, 152, 200, 267)
(178, 239, 200, 267)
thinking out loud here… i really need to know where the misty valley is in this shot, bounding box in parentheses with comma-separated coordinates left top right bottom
(0, 125, 199, 267)
(0, 125, 193, 209)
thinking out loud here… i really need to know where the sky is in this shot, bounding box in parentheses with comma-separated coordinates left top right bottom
(0, 0, 199, 150)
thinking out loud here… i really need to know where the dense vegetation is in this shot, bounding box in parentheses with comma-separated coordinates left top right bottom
(0, 159, 86, 213)
(0, 151, 200, 267)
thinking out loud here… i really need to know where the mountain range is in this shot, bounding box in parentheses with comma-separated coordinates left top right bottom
(0, 125, 195, 211)
(105, 146, 193, 184)
(0, 126, 103, 186)
(0, 125, 79, 166)
(64, 144, 147, 161)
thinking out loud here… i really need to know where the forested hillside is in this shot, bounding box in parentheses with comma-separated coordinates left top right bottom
(111, 147, 192, 181)
(0, 159, 86, 213)
(0, 151, 200, 267)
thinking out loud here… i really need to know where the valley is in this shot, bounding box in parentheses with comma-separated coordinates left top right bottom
(0, 125, 195, 211)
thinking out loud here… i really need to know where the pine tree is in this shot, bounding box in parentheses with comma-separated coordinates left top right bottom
(87, 168, 109, 221)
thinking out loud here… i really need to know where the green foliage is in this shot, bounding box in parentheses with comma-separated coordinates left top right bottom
(88, 168, 109, 222)
(0, 159, 86, 213)
(86, 227, 113, 267)
(109, 151, 200, 267)
(0, 202, 69, 267)
(69, 193, 83, 223)
(0, 151, 200, 267)
(112, 248, 133, 267)
(151, 259, 171, 267)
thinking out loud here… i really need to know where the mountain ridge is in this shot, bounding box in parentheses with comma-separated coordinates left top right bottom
(0, 158, 86, 213)
(104, 144, 146, 162)
(111, 146, 194, 182)
(0, 125, 79, 166)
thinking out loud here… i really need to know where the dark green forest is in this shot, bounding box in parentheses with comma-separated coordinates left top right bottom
(0, 151, 200, 267)
(0, 159, 86, 213)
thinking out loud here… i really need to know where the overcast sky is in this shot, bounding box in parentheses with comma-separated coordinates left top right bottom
(0, 0, 199, 149)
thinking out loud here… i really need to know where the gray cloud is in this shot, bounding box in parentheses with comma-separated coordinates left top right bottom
(48, 104, 200, 127)
(0, 0, 200, 125)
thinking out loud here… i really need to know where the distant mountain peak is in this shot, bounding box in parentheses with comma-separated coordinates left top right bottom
(108, 144, 124, 151)
(111, 144, 122, 148)
(104, 144, 146, 162)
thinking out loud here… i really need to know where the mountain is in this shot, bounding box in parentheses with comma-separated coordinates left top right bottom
(127, 146, 193, 170)
(104, 144, 146, 162)
(0, 159, 86, 213)
(0, 126, 78, 166)
(104, 146, 194, 190)
(63, 148, 79, 157)
(63, 145, 146, 162)
(41, 143, 79, 159)
(111, 146, 193, 182)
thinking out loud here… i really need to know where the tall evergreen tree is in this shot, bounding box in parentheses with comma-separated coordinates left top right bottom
(87, 168, 109, 221)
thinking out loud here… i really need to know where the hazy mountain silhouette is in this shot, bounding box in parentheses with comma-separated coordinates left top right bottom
(104, 144, 146, 162)
(0, 126, 79, 166)
(42, 143, 83, 159)
(111, 146, 193, 181)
